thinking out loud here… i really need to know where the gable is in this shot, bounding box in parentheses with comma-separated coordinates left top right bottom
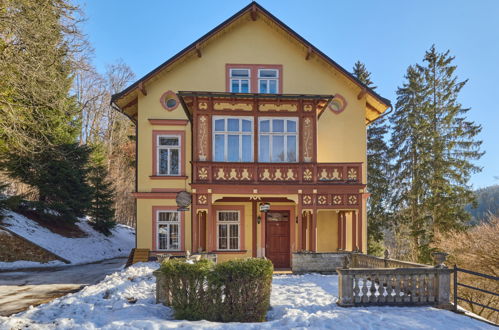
(111, 2, 390, 124)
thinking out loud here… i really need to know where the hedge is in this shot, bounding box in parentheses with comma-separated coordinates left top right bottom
(156, 258, 273, 322)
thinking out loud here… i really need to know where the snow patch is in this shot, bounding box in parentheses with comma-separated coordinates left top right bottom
(0, 210, 134, 270)
(0, 263, 493, 329)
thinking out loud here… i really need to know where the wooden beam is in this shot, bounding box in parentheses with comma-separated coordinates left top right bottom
(138, 82, 147, 96)
(195, 43, 202, 58)
(357, 88, 367, 100)
(251, 4, 258, 21)
(306, 46, 312, 60)
(366, 102, 382, 115)
(123, 98, 137, 109)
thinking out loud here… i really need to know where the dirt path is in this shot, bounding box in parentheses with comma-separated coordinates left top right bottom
(0, 257, 127, 316)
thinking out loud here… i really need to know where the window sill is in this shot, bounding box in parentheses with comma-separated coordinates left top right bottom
(149, 175, 188, 180)
(212, 250, 248, 254)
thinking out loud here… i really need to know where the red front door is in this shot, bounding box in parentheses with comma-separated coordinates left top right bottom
(265, 211, 290, 268)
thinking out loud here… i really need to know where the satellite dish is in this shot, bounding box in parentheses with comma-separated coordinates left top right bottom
(176, 191, 191, 211)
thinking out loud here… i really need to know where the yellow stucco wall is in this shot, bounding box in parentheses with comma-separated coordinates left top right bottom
(317, 210, 338, 252)
(136, 199, 192, 251)
(134, 15, 369, 254)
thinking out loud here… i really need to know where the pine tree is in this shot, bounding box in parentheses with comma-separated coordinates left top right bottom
(390, 47, 483, 262)
(87, 146, 116, 236)
(352, 61, 390, 255)
(1, 143, 93, 222)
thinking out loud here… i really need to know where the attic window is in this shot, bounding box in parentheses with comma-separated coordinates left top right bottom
(160, 90, 179, 111)
(226, 64, 283, 94)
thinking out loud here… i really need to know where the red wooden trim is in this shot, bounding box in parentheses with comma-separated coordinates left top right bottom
(358, 206, 363, 253)
(337, 211, 342, 251)
(151, 188, 182, 193)
(212, 250, 248, 254)
(307, 212, 313, 251)
(132, 192, 177, 199)
(342, 212, 347, 250)
(311, 211, 317, 252)
(252, 201, 257, 257)
(301, 211, 307, 250)
(149, 175, 188, 180)
(353, 212, 357, 251)
(200, 211, 207, 251)
(152, 206, 185, 252)
(148, 119, 189, 126)
(211, 205, 245, 252)
(152, 130, 186, 176)
(225, 64, 283, 93)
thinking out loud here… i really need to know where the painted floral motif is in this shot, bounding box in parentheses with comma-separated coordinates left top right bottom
(318, 168, 341, 181)
(197, 195, 207, 205)
(197, 167, 208, 180)
(303, 118, 313, 162)
(348, 195, 358, 205)
(318, 195, 327, 205)
(198, 115, 208, 161)
(332, 195, 343, 205)
(198, 102, 208, 110)
(303, 168, 313, 181)
(347, 168, 358, 181)
(302, 195, 313, 205)
(216, 168, 226, 180)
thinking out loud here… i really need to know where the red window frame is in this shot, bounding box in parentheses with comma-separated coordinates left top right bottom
(226, 64, 283, 94)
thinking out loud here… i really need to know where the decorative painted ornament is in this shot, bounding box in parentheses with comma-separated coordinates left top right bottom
(329, 94, 347, 114)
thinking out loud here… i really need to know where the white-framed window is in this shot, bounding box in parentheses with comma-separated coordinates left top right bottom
(213, 116, 253, 162)
(258, 69, 279, 94)
(157, 211, 180, 251)
(258, 117, 298, 162)
(217, 211, 240, 250)
(157, 135, 180, 175)
(230, 68, 250, 93)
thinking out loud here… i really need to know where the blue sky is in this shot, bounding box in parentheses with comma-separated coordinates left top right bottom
(79, 0, 499, 189)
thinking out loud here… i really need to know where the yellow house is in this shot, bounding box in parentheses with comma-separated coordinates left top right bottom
(112, 2, 390, 268)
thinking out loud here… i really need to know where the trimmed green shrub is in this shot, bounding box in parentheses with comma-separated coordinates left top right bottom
(158, 258, 273, 322)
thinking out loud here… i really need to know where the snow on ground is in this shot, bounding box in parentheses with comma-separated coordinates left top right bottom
(0, 210, 134, 270)
(0, 263, 493, 329)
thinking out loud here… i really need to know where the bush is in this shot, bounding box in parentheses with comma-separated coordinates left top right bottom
(158, 258, 273, 322)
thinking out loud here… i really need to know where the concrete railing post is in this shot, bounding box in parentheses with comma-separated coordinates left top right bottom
(436, 268, 452, 309)
(337, 269, 354, 307)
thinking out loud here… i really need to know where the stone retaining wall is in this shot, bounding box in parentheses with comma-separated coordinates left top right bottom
(0, 226, 69, 265)
(292, 252, 350, 273)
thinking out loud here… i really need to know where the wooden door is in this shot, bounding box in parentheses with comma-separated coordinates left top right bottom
(265, 211, 290, 268)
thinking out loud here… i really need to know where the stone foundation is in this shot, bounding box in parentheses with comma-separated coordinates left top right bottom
(292, 252, 349, 273)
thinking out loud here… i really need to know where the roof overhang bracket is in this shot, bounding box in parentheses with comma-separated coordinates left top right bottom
(251, 4, 258, 21)
(357, 88, 367, 100)
(195, 43, 202, 58)
(138, 82, 147, 96)
(306, 46, 313, 60)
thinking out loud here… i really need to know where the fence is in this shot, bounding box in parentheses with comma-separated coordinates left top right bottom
(337, 252, 452, 308)
(337, 267, 452, 308)
(453, 266, 499, 314)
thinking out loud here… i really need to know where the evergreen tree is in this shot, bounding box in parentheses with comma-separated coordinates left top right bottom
(390, 46, 483, 262)
(87, 146, 116, 236)
(352, 61, 390, 255)
(1, 143, 93, 222)
(0, 0, 83, 154)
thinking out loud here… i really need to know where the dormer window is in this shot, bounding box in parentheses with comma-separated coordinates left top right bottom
(226, 64, 282, 94)
(230, 69, 250, 93)
(258, 69, 278, 93)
